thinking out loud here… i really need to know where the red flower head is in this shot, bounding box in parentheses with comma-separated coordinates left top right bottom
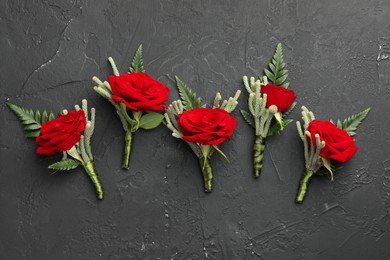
(36, 110, 86, 156)
(261, 84, 296, 112)
(108, 72, 170, 111)
(178, 108, 237, 145)
(307, 120, 358, 162)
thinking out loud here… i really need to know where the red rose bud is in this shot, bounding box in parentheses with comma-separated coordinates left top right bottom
(36, 110, 86, 156)
(178, 108, 237, 145)
(108, 72, 170, 111)
(307, 120, 358, 162)
(261, 84, 296, 112)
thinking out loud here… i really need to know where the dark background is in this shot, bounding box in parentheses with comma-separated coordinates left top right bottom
(1, 0, 389, 259)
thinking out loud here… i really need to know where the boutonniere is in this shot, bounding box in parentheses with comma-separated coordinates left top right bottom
(7, 100, 104, 199)
(240, 43, 297, 177)
(295, 106, 371, 203)
(165, 77, 241, 192)
(92, 45, 170, 169)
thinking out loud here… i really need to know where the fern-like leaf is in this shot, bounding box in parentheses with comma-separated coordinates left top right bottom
(6, 102, 55, 138)
(240, 109, 255, 128)
(175, 76, 202, 110)
(264, 43, 289, 87)
(48, 158, 81, 171)
(341, 108, 371, 136)
(130, 44, 145, 73)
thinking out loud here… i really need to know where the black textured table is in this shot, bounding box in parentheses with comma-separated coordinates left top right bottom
(1, 1, 389, 259)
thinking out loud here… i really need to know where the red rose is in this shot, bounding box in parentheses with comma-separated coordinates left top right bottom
(36, 110, 86, 156)
(177, 108, 237, 145)
(307, 120, 358, 162)
(261, 84, 296, 112)
(108, 72, 170, 111)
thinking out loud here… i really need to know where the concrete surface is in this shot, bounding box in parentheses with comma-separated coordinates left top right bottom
(1, 0, 389, 259)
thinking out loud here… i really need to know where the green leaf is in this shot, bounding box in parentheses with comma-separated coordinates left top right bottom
(264, 43, 289, 87)
(48, 158, 81, 171)
(41, 110, 48, 123)
(321, 157, 334, 181)
(48, 112, 55, 120)
(25, 130, 41, 138)
(212, 145, 229, 162)
(341, 108, 371, 136)
(282, 102, 296, 117)
(6, 102, 55, 138)
(336, 120, 342, 129)
(130, 44, 145, 73)
(267, 119, 293, 136)
(175, 76, 202, 110)
(240, 109, 255, 128)
(119, 103, 137, 126)
(138, 112, 165, 130)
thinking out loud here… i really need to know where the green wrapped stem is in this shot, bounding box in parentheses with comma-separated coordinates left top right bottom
(253, 135, 265, 178)
(296, 170, 314, 204)
(199, 156, 213, 193)
(84, 161, 104, 200)
(122, 130, 133, 170)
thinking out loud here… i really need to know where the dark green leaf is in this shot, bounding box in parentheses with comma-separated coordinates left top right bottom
(130, 44, 145, 73)
(25, 130, 41, 138)
(48, 158, 81, 171)
(282, 102, 296, 118)
(264, 43, 289, 88)
(34, 110, 41, 122)
(138, 112, 165, 130)
(341, 108, 371, 136)
(212, 145, 229, 162)
(240, 109, 255, 128)
(119, 103, 137, 126)
(41, 110, 48, 123)
(6, 102, 54, 138)
(267, 119, 293, 136)
(24, 124, 41, 130)
(336, 120, 342, 129)
(48, 112, 55, 120)
(175, 76, 202, 110)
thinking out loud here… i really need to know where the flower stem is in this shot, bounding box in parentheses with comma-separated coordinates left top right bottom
(296, 169, 314, 204)
(122, 130, 133, 170)
(83, 161, 104, 200)
(199, 156, 213, 193)
(253, 135, 265, 178)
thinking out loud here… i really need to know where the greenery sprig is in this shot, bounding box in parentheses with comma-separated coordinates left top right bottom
(165, 77, 241, 192)
(295, 106, 371, 203)
(7, 100, 104, 200)
(92, 44, 165, 170)
(240, 43, 296, 178)
(6, 102, 55, 138)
